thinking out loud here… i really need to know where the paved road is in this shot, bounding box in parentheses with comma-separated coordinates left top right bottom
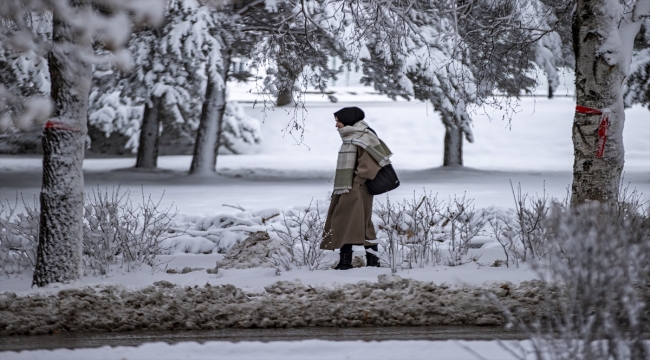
(0, 326, 526, 351)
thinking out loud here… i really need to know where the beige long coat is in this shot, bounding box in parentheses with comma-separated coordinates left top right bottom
(320, 147, 382, 250)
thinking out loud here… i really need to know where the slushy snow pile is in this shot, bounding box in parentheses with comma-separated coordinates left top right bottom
(0, 274, 547, 336)
(217, 231, 280, 269)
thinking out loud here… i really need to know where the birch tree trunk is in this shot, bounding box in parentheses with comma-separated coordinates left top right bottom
(135, 96, 162, 169)
(33, 5, 92, 287)
(189, 56, 230, 174)
(570, 0, 648, 205)
(443, 123, 463, 167)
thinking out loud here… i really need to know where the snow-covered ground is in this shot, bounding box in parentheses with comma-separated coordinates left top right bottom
(1, 98, 648, 290)
(2, 98, 648, 212)
(1, 339, 539, 360)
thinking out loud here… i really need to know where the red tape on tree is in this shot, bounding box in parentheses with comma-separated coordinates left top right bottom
(575, 106, 609, 158)
(44, 120, 82, 132)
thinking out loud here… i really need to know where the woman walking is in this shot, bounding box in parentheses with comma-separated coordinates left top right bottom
(320, 106, 393, 270)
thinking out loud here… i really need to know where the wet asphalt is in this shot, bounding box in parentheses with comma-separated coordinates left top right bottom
(0, 326, 526, 352)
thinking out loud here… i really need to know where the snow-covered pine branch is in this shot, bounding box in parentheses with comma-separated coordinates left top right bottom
(219, 102, 263, 154)
(241, 0, 349, 136)
(624, 19, 650, 109)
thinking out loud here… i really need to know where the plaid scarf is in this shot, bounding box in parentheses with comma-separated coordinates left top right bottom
(333, 121, 393, 195)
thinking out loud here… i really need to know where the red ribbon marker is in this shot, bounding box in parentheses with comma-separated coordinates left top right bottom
(44, 120, 82, 132)
(575, 106, 609, 158)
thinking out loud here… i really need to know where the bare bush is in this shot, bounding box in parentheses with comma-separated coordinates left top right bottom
(0, 195, 39, 275)
(0, 187, 176, 276)
(442, 194, 486, 266)
(373, 191, 484, 272)
(83, 186, 176, 275)
(401, 192, 445, 269)
(487, 183, 560, 268)
(270, 201, 328, 271)
(373, 195, 408, 273)
(495, 190, 650, 360)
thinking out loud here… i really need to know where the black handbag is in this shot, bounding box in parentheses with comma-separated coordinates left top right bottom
(366, 163, 400, 195)
(363, 126, 400, 195)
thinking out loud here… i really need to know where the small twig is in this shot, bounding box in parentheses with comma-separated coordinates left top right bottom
(222, 204, 247, 211)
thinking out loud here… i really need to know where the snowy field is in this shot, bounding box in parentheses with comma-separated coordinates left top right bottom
(0, 339, 546, 360)
(1, 98, 648, 214)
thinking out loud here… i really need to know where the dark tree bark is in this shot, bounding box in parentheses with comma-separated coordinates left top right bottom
(276, 87, 293, 107)
(33, 5, 92, 287)
(443, 123, 463, 167)
(189, 55, 230, 174)
(135, 97, 162, 169)
(275, 59, 297, 107)
(548, 83, 554, 99)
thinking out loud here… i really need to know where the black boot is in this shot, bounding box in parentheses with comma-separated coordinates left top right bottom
(365, 245, 380, 267)
(335, 252, 353, 270)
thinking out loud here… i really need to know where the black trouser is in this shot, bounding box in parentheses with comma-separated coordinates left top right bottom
(340, 244, 378, 253)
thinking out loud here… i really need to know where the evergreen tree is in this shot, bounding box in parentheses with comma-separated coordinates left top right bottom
(0, 11, 51, 133)
(240, 0, 349, 114)
(359, 0, 540, 166)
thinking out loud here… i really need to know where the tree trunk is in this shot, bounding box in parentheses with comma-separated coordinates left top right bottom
(570, 0, 634, 205)
(548, 83, 554, 99)
(443, 123, 463, 167)
(135, 97, 162, 168)
(189, 56, 230, 174)
(33, 7, 92, 287)
(276, 87, 293, 107)
(275, 60, 296, 107)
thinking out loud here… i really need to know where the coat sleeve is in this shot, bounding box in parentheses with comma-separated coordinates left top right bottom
(354, 147, 382, 184)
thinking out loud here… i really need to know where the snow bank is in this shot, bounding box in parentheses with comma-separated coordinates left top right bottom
(0, 274, 548, 336)
(173, 209, 281, 254)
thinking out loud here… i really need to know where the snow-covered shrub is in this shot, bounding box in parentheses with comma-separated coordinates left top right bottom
(0, 188, 176, 276)
(373, 193, 445, 272)
(496, 191, 650, 360)
(441, 195, 486, 266)
(373, 196, 407, 273)
(487, 185, 559, 268)
(83, 187, 177, 275)
(185, 209, 278, 254)
(219, 102, 263, 154)
(0, 196, 39, 275)
(270, 202, 329, 271)
(373, 191, 485, 272)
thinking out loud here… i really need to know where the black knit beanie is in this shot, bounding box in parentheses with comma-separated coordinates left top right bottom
(334, 107, 365, 127)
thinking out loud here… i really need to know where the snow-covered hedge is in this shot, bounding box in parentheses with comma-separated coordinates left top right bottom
(0, 189, 555, 275)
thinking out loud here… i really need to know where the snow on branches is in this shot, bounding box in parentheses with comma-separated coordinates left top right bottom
(625, 19, 650, 109)
(0, 0, 164, 131)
